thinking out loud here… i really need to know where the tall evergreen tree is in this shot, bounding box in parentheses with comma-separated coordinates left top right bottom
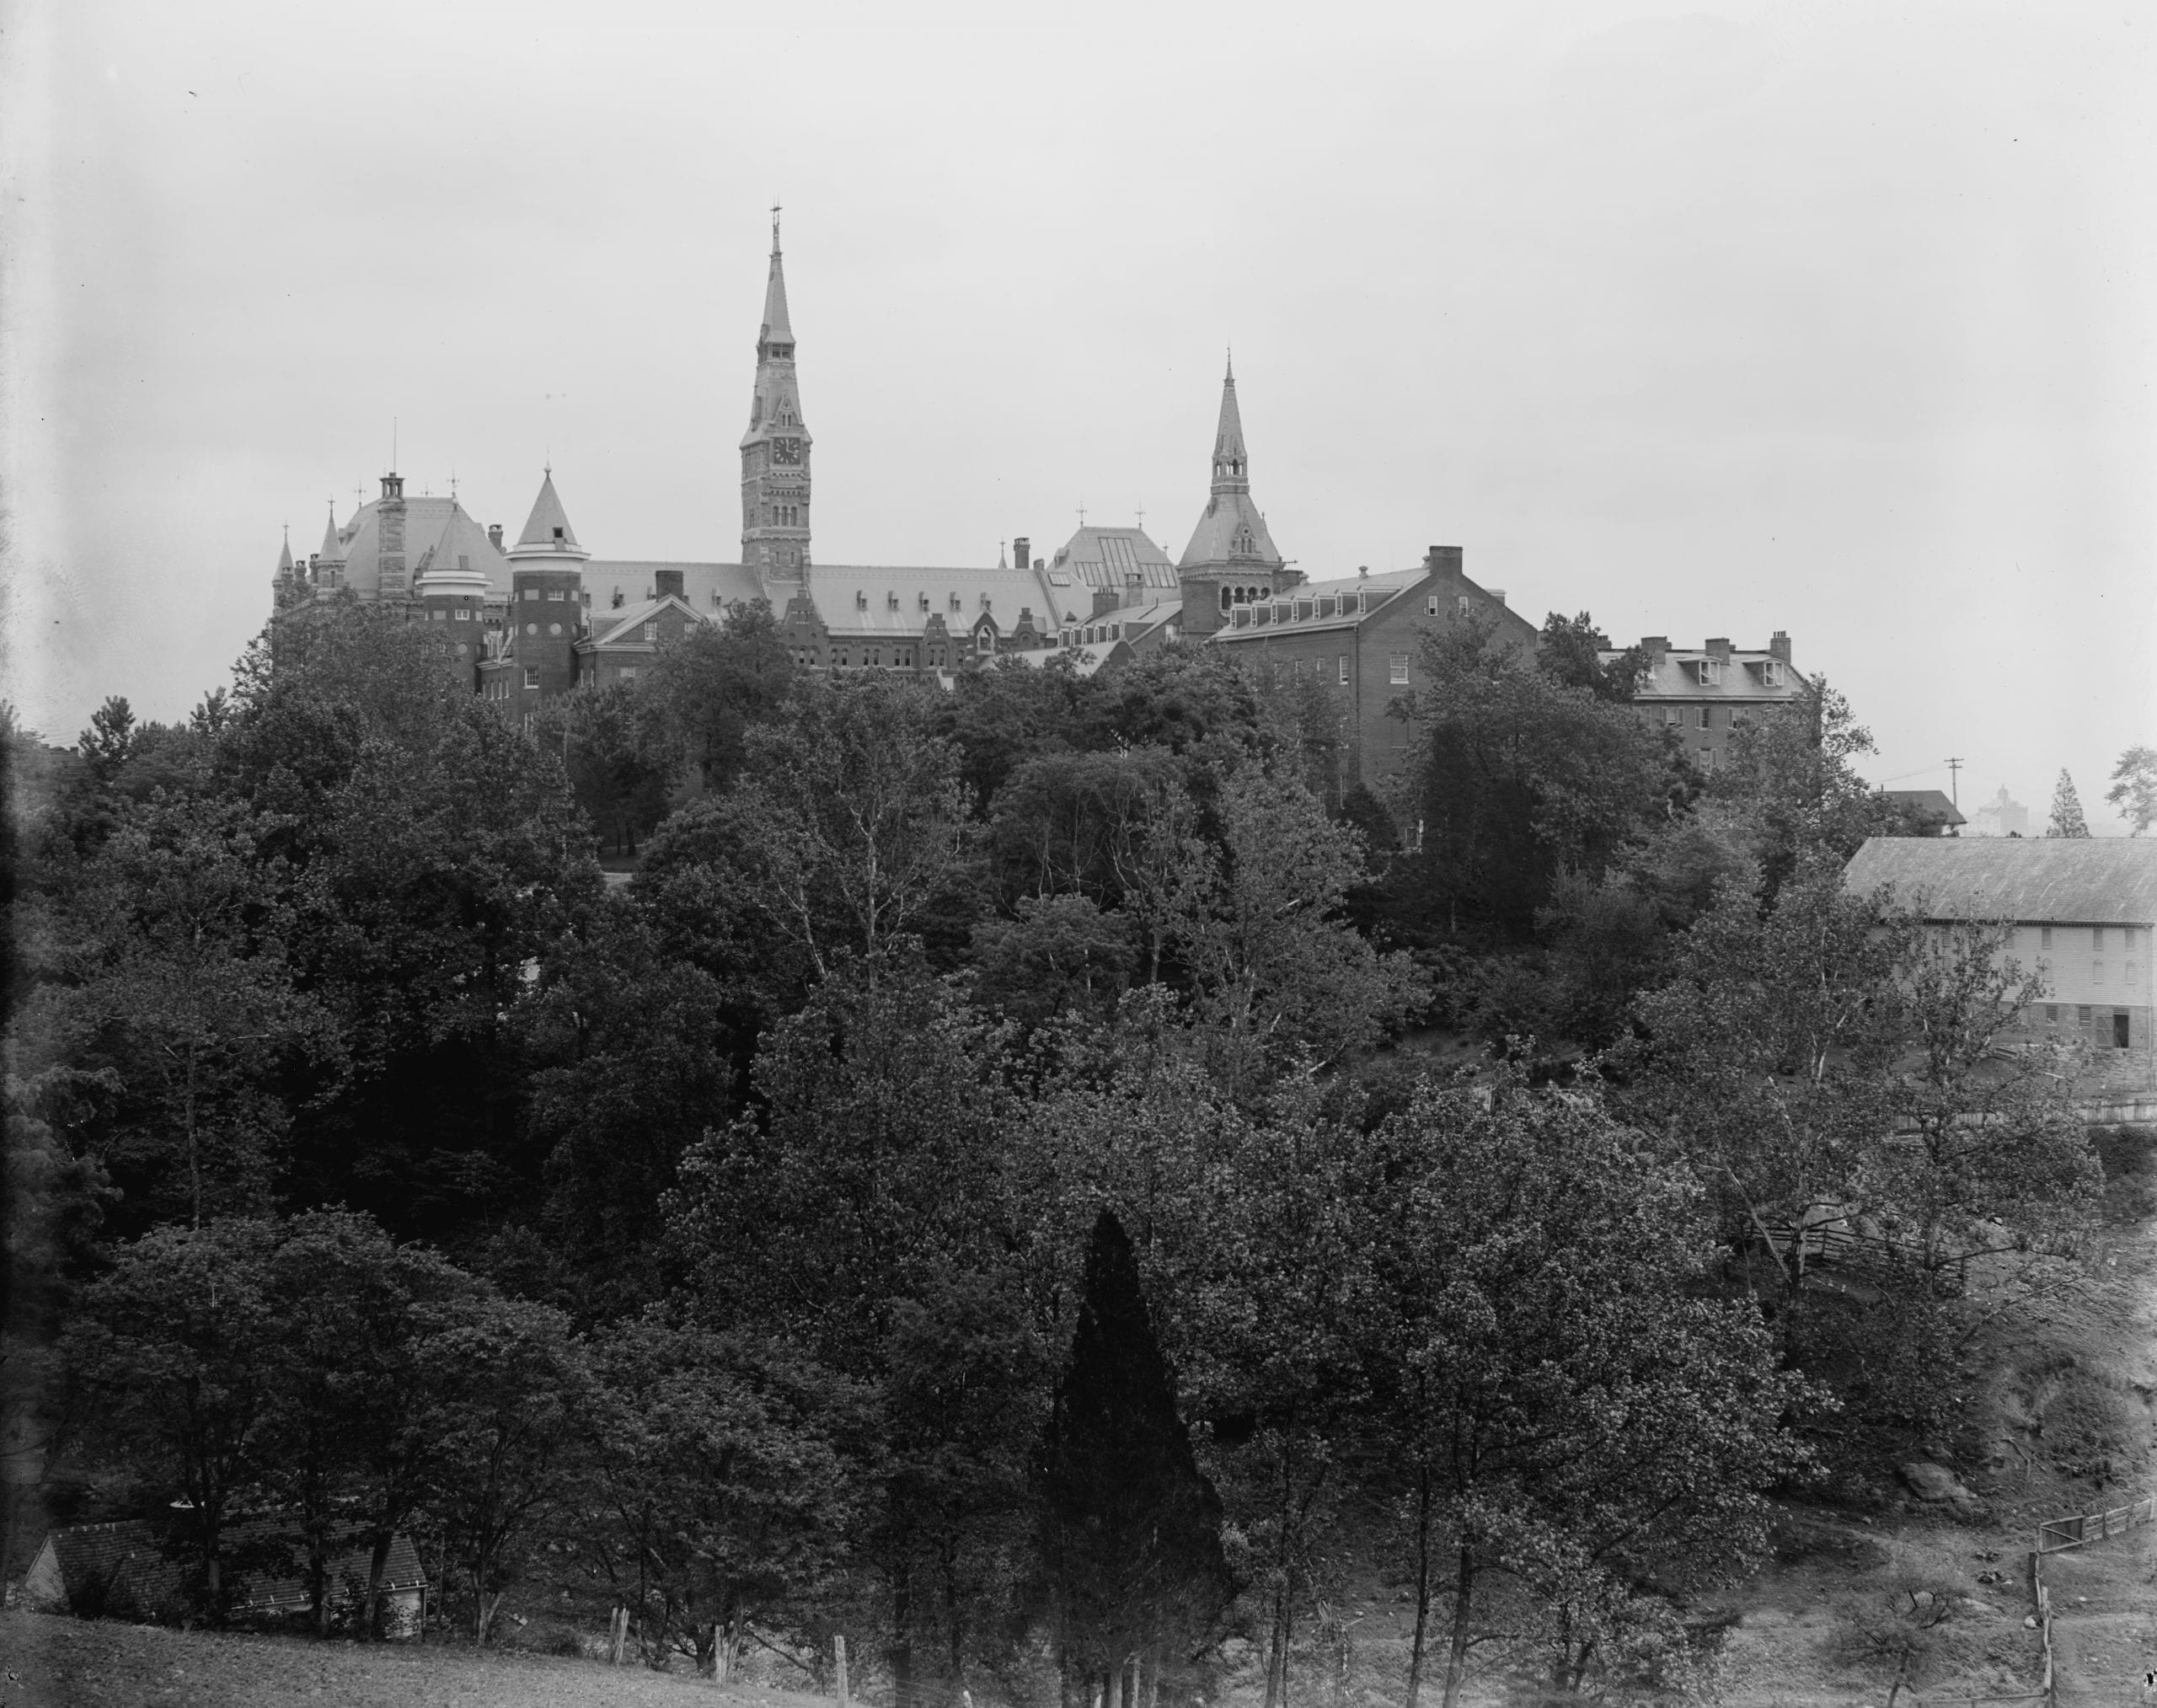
(2046, 768, 2091, 838)
(1036, 1211, 1233, 1708)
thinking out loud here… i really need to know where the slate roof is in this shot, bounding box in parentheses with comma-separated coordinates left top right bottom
(1000, 640, 1129, 676)
(806, 563, 1061, 640)
(1207, 567, 1425, 643)
(1609, 645, 1807, 704)
(1047, 525, 1182, 601)
(514, 469, 581, 550)
(1843, 836, 2157, 924)
(1180, 489, 1282, 571)
(585, 560, 766, 615)
(586, 593, 701, 649)
(336, 496, 511, 597)
(29, 1518, 424, 1618)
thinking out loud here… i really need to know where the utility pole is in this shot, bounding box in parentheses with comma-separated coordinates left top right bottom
(1944, 757, 1963, 812)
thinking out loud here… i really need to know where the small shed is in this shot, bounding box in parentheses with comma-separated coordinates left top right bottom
(23, 1517, 426, 1636)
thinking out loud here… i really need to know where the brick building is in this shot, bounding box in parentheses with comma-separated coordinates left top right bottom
(1603, 633, 1808, 774)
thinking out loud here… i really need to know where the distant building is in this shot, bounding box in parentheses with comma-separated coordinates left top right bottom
(1603, 634, 1808, 774)
(1877, 789, 1967, 836)
(24, 1518, 426, 1636)
(1842, 836, 2157, 1099)
(1971, 787, 2031, 838)
(266, 215, 1539, 790)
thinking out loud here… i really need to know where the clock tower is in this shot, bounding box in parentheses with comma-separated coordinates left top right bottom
(741, 208, 813, 594)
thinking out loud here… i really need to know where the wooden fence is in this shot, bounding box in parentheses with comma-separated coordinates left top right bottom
(1905, 1487, 2157, 1708)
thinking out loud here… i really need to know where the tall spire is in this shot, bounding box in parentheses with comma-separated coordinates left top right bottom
(760, 203, 795, 353)
(276, 526, 294, 574)
(318, 501, 345, 565)
(1210, 358, 1250, 495)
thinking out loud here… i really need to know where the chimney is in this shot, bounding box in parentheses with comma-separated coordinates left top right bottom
(655, 568, 685, 601)
(1013, 537, 1030, 576)
(1640, 635, 1669, 665)
(488, 523, 504, 550)
(1769, 629, 1792, 664)
(1424, 545, 1463, 577)
(1705, 636, 1732, 662)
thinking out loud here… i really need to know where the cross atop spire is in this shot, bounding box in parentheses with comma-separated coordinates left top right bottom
(760, 206, 795, 354)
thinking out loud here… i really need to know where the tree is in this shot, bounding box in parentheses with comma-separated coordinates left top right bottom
(68, 1219, 285, 1621)
(1391, 618, 1673, 940)
(1036, 1212, 1234, 1708)
(2106, 747, 2156, 835)
(29, 794, 335, 1231)
(643, 599, 799, 794)
(419, 1293, 591, 1642)
(1535, 613, 1647, 704)
(1710, 679, 1900, 899)
(693, 675, 974, 981)
(2046, 768, 2091, 838)
(586, 1314, 868, 1677)
(971, 893, 1137, 1028)
(533, 680, 681, 857)
(1357, 1077, 1810, 1708)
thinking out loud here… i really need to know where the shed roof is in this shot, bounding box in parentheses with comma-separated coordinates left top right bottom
(1843, 836, 2157, 924)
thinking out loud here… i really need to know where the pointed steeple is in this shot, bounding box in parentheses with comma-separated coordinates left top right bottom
(515, 465, 583, 552)
(759, 206, 795, 355)
(317, 501, 345, 565)
(276, 527, 294, 574)
(1210, 356, 1250, 495)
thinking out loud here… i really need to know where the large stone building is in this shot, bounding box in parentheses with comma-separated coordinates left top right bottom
(271, 216, 1537, 789)
(1603, 633, 1809, 774)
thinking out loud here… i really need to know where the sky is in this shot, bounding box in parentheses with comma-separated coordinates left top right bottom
(3, 0, 2151, 827)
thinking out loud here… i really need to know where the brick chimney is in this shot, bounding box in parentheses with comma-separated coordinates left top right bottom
(1013, 537, 1029, 576)
(488, 523, 504, 551)
(1424, 545, 1463, 578)
(1705, 636, 1732, 662)
(655, 568, 684, 600)
(1769, 629, 1792, 664)
(1640, 635, 1669, 665)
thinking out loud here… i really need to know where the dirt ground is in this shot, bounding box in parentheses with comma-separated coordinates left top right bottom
(0, 1609, 837, 1708)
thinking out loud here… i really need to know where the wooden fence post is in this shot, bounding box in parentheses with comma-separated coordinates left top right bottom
(836, 1633, 850, 1708)
(610, 1604, 629, 1667)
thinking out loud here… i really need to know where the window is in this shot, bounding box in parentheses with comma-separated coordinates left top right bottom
(456, 608, 471, 621)
(2079, 1004, 2092, 1025)
(2094, 926, 2106, 950)
(431, 609, 447, 622)
(1665, 707, 1681, 726)
(2045, 1004, 2059, 1024)
(552, 526, 565, 541)
(549, 623, 562, 636)
(1762, 661, 1785, 687)
(1389, 653, 1410, 685)
(619, 666, 638, 680)
(523, 588, 539, 602)
(2117, 1012, 2133, 1049)
(1697, 707, 1711, 729)
(1427, 595, 1440, 615)
(522, 667, 539, 690)
(2042, 926, 2054, 950)
(547, 589, 565, 601)
(1456, 595, 1472, 615)
(1701, 746, 1718, 772)
(642, 621, 658, 641)
(1338, 655, 1349, 683)
(2093, 961, 2105, 987)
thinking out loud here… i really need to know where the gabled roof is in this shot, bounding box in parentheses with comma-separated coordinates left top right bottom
(586, 592, 701, 648)
(1843, 836, 2157, 924)
(514, 468, 581, 550)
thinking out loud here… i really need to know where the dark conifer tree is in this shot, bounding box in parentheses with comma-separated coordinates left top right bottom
(1036, 1211, 1232, 1708)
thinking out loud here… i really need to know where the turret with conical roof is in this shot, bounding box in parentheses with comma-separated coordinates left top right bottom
(503, 467, 589, 710)
(740, 208, 813, 592)
(316, 502, 345, 568)
(1177, 357, 1286, 634)
(272, 527, 302, 610)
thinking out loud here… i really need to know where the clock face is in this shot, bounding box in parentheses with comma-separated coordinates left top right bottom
(773, 438, 801, 466)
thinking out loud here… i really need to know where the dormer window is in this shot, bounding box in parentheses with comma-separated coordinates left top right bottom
(919, 593, 930, 612)
(1761, 660, 1785, 688)
(887, 592, 900, 611)
(553, 527, 565, 542)
(857, 591, 869, 610)
(950, 593, 962, 613)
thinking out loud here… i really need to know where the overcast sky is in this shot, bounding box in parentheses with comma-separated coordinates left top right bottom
(3, 0, 2150, 826)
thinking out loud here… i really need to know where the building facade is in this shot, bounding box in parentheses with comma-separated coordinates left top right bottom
(1842, 836, 2157, 1102)
(271, 219, 1545, 789)
(1603, 633, 1808, 774)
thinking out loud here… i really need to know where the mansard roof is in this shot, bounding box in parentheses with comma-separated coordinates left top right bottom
(335, 495, 510, 597)
(1205, 565, 1424, 643)
(1844, 836, 2157, 925)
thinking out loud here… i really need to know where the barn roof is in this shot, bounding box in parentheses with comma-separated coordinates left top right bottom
(1843, 836, 2157, 924)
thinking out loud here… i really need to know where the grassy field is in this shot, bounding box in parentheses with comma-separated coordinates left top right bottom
(0, 1609, 833, 1708)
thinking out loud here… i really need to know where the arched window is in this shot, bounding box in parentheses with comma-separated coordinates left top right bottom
(1219, 586, 1233, 612)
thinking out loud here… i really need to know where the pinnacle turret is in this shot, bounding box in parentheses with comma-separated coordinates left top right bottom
(759, 207, 795, 356)
(1210, 359, 1250, 494)
(317, 501, 345, 565)
(514, 466, 584, 554)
